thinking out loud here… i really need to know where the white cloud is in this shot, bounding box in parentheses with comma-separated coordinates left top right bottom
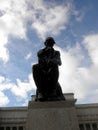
(0, 76, 12, 91)
(83, 34, 98, 65)
(0, 74, 36, 106)
(0, 91, 9, 106)
(54, 45, 86, 99)
(11, 74, 36, 99)
(0, 0, 27, 63)
(0, 0, 70, 62)
(31, 1, 72, 39)
(0, 0, 75, 63)
(25, 52, 32, 60)
(0, 76, 11, 106)
(54, 34, 98, 103)
(0, 76, 10, 106)
(0, 31, 9, 62)
(0, 76, 5, 83)
(72, 7, 84, 22)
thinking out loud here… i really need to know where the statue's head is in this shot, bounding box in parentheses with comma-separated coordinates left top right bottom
(44, 37, 55, 47)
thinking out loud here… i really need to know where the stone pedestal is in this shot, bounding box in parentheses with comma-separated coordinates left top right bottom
(26, 100, 79, 130)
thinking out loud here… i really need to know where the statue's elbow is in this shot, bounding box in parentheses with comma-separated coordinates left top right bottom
(58, 61, 62, 66)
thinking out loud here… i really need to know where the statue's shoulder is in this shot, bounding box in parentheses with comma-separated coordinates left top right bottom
(54, 50, 60, 56)
(37, 48, 45, 56)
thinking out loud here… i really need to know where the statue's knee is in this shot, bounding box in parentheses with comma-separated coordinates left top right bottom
(32, 64, 37, 69)
(32, 64, 39, 74)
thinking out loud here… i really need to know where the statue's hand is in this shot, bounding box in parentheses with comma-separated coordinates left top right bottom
(47, 59, 56, 67)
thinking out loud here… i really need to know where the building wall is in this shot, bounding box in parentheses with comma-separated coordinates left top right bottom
(0, 107, 27, 130)
(0, 94, 98, 130)
(76, 103, 98, 130)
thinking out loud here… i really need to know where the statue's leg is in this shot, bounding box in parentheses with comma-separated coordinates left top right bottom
(48, 66, 59, 90)
(32, 64, 42, 91)
(56, 82, 65, 100)
(32, 64, 48, 101)
(47, 66, 65, 101)
(43, 66, 59, 99)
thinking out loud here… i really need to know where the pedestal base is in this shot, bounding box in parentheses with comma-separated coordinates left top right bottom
(26, 101, 79, 130)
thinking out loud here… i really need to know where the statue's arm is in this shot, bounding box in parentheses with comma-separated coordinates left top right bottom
(50, 51, 62, 66)
(37, 49, 47, 64)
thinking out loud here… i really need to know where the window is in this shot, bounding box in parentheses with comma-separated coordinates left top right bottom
(0, 127, 4, 130)
(19, 127, 23, 130)
(85, 124, 91, 130)
(92, 123, 97, 130)
(12, 127, 17, 130)
(79, 124, 84, 130)
(6, 127, 10, 130)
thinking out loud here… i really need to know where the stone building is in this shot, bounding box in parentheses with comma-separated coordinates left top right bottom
(0, 93, 98, 130)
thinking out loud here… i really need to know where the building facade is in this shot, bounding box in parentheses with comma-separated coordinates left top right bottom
(0, 93, 98, 130)
(77, 103, 98, 130)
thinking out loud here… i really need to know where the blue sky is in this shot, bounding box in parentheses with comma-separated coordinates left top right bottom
(0, 0, 98, 106)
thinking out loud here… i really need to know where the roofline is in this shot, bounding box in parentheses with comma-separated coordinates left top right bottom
(76, 103, 98, 108)
(0, 106, 28, 111)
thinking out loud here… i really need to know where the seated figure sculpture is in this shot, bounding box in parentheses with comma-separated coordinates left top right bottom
(32, 37, 65, 101)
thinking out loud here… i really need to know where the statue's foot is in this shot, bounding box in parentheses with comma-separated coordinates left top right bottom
(35, 92, 46, 102)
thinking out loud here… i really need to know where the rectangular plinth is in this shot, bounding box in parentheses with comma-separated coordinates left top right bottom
(26, 101, 79, 130)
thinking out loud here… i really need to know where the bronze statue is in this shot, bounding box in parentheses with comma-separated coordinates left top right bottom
(32, 37, 65, 101)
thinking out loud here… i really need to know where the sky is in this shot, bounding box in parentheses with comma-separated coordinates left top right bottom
(0, 0, 98, 107)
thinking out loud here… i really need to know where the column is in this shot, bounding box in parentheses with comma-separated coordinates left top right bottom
(90, 123, 93, 130)
(84, 123, 86, 130)
(10, 127, 12, 130)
